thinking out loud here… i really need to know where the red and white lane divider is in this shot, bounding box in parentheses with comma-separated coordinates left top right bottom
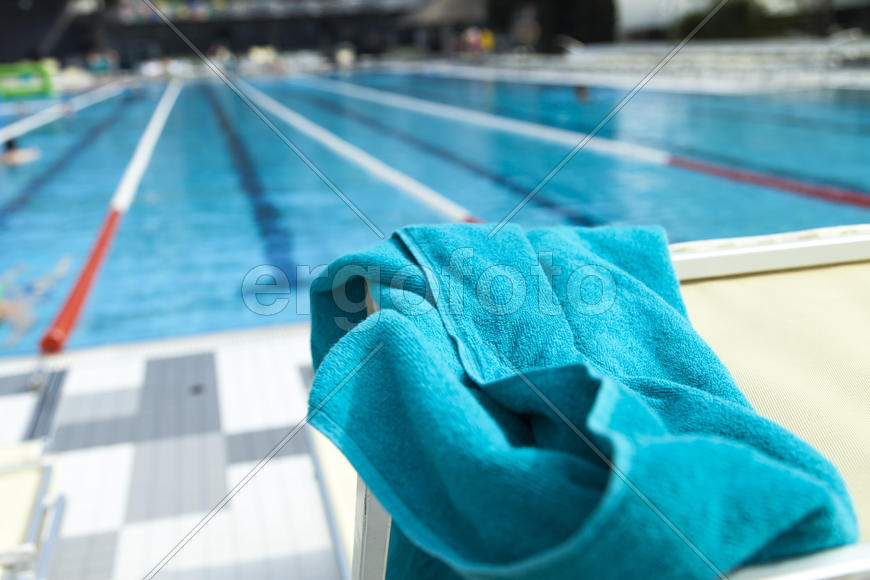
(0, 80, 126, 145)
(304, 77, 870, 209)
(669, 156, 870, 208)
(240, 81, 481, 223)
(40, 79, 183, 354)
(300, 76, 670, 164)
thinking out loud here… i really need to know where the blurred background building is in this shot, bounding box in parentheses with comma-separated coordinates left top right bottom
(2, 0, 870, 579)
(3, 0, 870, 66)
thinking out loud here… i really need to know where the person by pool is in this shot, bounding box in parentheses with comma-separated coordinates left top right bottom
(0, 257, 70, 346)
(1, 139, 41, 166)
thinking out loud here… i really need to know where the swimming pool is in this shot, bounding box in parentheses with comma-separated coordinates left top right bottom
(2, 73, 869, 356)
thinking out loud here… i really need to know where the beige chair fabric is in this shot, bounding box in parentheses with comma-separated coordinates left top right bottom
(310, 430, 358, 561)
(0, 467, 43, 564)
(0, 441, 42, 468)
(0, 441, 49, 568)
(682, 260, 870, 540)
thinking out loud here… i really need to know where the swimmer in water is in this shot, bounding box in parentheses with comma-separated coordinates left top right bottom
(574, 85, 590, 102)
(0, 257, 71, 346)
(1, 139, 41, 166)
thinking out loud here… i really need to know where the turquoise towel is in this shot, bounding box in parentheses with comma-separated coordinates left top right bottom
(309, 224, 857, 580)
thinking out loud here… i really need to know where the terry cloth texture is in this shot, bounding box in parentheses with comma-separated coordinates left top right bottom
(308, 224, 857, 580)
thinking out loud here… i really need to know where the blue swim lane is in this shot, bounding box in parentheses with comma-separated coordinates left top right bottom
(282, 90, 601, 227)
(201, 84, 296, 278)
(0, 97, 132, 225)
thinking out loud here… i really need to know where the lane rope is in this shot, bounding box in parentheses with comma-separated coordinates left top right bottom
(39, 79, 183, 354)
(304, 77, 870, 208)
(0, 80, 126, 146)
(300, 77, 670, 164)
(240, 80, 481, 224)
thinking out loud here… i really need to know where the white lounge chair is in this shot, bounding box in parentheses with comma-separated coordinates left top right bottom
(309, 223, 870, 580)
(0, 441, 65, 580)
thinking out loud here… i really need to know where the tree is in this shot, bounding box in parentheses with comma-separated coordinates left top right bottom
(487, 0, 616, 51)
(673, 0, 783, 38)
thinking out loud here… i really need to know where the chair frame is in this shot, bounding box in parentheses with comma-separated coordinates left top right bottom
(0, 443, 65, 580)
(352, 224, 870, 580)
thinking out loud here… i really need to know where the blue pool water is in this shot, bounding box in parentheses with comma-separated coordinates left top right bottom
(1, 74, 869, 356)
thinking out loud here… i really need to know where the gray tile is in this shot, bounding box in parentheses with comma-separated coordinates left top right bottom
(54, 388, 140, 426)
(47, 531, 117, 580)
(136, 353, 221, 441)
(125, 432, 228, 523)
(26, 370, 66, 440)
(0, 373, 29, 396)
(225, 427, 308, 464)
(52, 415, 138, 452)
(52, 353, 220, 452)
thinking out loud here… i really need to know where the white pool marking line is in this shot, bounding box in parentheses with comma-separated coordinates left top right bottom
(111, 79, 183, 211)
(0, 97, 59, 116)
(298, 76, 671, 165)
(240, 81, 480, 223)
(300, 77, 870, 209)
(0, 80, 126, 145)
(41, 79, 183, 354)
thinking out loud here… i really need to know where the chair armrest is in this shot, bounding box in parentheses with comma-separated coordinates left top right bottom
(34, 495, 65, 580)
(730, 543, 870, 580)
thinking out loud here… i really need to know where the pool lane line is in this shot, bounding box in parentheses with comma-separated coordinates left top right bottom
(239, 80, 481, 224)
(40, 79, 183, 355)
(380, 76, 870, 192)
(300, 76, 670, 165)
(669, 156, 870, 208)
(0, 80, 126, 146)
(0, 96, 135, 224)
(0, 97, 59, 116)
(284, 90, 601, 227)
(655, 141, 870, 199)
(201, 84, 296, 277)
(304, 77, 870, 209)
(400, 72, 870, 137)
(473, 98, 870, 194)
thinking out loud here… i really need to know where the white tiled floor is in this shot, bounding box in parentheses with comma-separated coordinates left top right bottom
(214, 339, 309, 435)
(53, 443, 135, 538)
(61, 358, 146, 396)
(0, 391, 36, 444)
(0, 324, 342, 580)
(112, 456, 333, 578)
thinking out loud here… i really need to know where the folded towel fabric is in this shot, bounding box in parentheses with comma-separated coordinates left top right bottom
(309, 224, 857, 580)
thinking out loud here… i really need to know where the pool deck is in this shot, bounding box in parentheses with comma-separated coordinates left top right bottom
(0, 324, 344, 580)
(373, 40, 870, 94)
